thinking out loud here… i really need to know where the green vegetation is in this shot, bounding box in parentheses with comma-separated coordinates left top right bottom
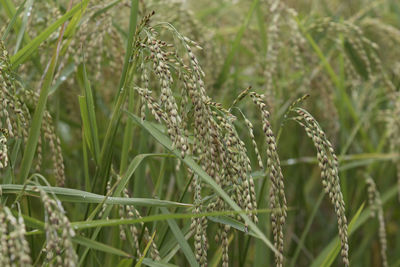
(0, 0, 399, 266)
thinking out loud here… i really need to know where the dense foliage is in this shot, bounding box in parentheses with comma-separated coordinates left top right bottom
(0, 0, 399, 266)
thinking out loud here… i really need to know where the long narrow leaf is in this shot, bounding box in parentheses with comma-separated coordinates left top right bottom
(18, 20, 65, 182)
(73, 236, 131, 258)
(17, 211, 131, 258)
(160, 207, 198, 267)
(69, 209, 272, 230)
(135, 231, 156, 267)
(1, 184, 191, 208)
(1, 0, 26, 41)
(214, 0, 259, 89)
(142, 259, 178, 267)
(79, 151, 167, 263)
(13, 0, 33, 54)
(78, 64, 100, 163)
(97, 0, 139, 189)
(10, 0, 89, 68)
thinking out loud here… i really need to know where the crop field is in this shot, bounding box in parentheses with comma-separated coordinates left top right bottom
(0, 0, 400, 266)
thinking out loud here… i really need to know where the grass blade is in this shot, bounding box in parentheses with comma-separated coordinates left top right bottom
(78, 96, 95, 160)
(117, 259, 134, 267)
(13, 0, 33, 54)
(10, 0, 89, 68)
(77, 63, 100, 163)
(160, 207, 199, 267)
(1, 0, 26, 41)
(214, 0, 259, 89)
(97, 0, 139, 189)
(135, 231, 156, 267)
(142, 258, 178, 267)
(1, 184, 190, 208)
(79, 152, 169, 263)
(209, 234, 234, 267)
(69, 209, 272, 231)
(0, 0, 42, 71)
(17, 211, 131, 258)
(120, 87, 135, 173)
(116, 0, 139, 99)
(73, 236, 131, 258)
(17, 17, 66, 183)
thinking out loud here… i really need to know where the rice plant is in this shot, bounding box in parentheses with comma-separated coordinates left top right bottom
(0, 0, 399, 266)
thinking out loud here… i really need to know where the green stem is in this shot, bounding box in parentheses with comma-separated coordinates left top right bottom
(120, 88, 136, 173)
(96, 0, 139, 191)
(18, 14, 66, 183)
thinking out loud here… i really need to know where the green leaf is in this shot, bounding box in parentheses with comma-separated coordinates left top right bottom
(78, 96, 95, 159)
(0, 0, 26, 41)
(120, 87, 135, 173)
(1, 184, 191, 208)
(0, 0, 42, 71)
(208, 216, 257, 237)
(209, 233, 234, 267)
(116, 0, 139, 98)
(13, 0, 33, 54)
(80, 151, 167, 264)
(48, 62, 75, 95)
(87, 153, 173, 222)
(161, 225, 193, 262)
(160, 207, 199, 267)
(117, 259, 134, 267)
(135, 231, 156, 267)
(97, 0, 139, 189)
(214, 0, 259, 89)
(92, 0, 122, 19)
(10, 0, 90, 68)
(68, 208, 272, 230)
(77, 63, 100, 164)
(1, 0, 30, 47)
(63, 0, 89, 37)
(73, 235, 131, 258)
(141, 259, 178, 267)
(17, 24, 63, 183)
(16, 212, 131, 258)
